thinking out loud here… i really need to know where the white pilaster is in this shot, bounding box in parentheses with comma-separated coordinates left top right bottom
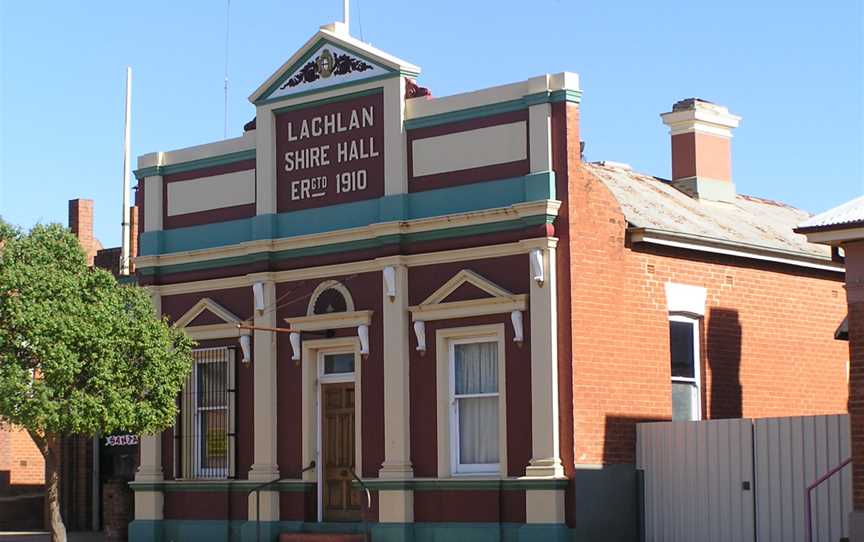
(143, 175, 163, 232)
(135, 289, 164, 520)
(528, 103, 552, 173)
(247, 280, 279, 519)
(383, 77, 407, 195)
(255, 110, 277, 215)
(378, 264, 413, 522)
(525, 246, 564, 479)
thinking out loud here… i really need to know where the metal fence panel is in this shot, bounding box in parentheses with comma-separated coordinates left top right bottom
(637, 418, 755, 542)
(754, 414, 851, 542)
(639, 414, 851, 542)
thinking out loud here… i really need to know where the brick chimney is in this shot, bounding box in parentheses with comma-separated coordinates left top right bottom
(660, 98, 741, 203)
(68, 199, 100, 266)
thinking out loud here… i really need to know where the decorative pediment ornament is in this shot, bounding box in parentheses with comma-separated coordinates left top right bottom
(173, 298, 243, 340)
(281, 47, 374, 90)
(258, 42, 390, 103)
(409, 270, 527, 322)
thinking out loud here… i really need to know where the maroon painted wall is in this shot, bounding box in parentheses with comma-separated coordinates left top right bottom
(161, 160, 256, 230)
(408, 255, 532, 478)
(407, 110, 530, 192)
(275, 272, 384, 479)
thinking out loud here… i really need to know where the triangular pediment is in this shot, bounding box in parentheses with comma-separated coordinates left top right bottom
(250, 25, 420, 105)
(421, 270, 514, 307)
(173, 298, 241, 329)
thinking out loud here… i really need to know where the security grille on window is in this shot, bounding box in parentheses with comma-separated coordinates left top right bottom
(669, 316, 701, 421)
(450, 340, 499, 474)
(176, 347, 235, 479)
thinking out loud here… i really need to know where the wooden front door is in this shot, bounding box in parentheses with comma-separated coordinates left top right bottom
(322, 382, 360, 522)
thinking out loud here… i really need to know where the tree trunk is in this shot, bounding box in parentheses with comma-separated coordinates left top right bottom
(31, 431, 67, 542)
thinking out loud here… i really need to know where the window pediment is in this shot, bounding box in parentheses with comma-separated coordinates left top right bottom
(409, 270, 527, 322)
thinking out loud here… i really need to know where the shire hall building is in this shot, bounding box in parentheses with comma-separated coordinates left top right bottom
(128, 22, 848, 542)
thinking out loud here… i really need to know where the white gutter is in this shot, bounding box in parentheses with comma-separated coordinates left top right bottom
(629, 228, 843, 273)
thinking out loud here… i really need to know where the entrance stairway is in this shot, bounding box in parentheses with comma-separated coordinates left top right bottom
(279, 535, 366, 542)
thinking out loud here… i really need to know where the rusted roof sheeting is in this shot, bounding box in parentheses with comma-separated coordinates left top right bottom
(583, 162, 832, 261)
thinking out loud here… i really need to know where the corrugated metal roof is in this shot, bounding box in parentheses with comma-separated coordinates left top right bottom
(797, 195, 864, 230)
(583, 162, 832, 260)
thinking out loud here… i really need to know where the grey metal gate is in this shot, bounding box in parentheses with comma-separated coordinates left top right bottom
(637, 414, 852, 542)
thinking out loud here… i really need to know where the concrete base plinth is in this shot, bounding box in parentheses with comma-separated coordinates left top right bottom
(850, 510, 864, 542)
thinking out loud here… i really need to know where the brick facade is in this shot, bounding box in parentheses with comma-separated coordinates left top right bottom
(564, 114, 848, 465)
(0, 424, 45, 484)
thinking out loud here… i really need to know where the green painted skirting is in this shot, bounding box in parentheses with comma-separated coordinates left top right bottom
(129, 480, 315, 493)
(129, 520, 571, 542)
(361, 478, 568, 491)
(138, 171, 555, 260)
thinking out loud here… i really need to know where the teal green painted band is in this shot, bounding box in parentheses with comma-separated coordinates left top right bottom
(361, 478, 569, 491)
(524, 89, 583, 106)
(128, 480, 314, 493)
(138, 171, 556, 258)
(272, 87, 383, 114)
(133, 149, 256, 180)
(404, 89, 581, 130)
(404, 98, 527, 130)
(131, 520, 571, 542)
(138, 214, 550, 278)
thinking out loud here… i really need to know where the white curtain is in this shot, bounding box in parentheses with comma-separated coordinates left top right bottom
(454, 342, 499, 465)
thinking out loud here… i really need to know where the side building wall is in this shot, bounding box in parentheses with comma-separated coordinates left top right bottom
(564, 158, 848, 539)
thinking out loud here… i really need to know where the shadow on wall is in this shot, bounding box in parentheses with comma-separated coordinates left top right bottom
(706, 308, 743, 419)
(570, 416, 666, 542)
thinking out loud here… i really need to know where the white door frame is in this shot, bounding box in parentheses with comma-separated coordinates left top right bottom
(302, 338, 362, 522)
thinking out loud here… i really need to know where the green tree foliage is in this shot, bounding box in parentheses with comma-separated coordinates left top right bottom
(0, 220, 194, 540)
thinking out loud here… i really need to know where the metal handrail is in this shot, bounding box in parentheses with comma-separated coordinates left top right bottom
(347, 467, 372, 542)
(804, 456, 852, 542)
(250, 461, 316, 542)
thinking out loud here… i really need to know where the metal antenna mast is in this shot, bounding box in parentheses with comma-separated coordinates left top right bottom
(343, 0, 350, 32)
(223, 0, 231, 138)
(120, 67, 132, 276)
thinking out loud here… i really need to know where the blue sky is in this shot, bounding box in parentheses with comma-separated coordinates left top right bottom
(1, 0, 862, 247)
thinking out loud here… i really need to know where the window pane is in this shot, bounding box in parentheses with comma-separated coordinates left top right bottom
(454, 342, 498, 395)
(324, 353, 355, 374)
(672, 382, 697, 421)
(197, 362, 227, 408)
(200, 410, 228, 469)
(458, 396, 499, 465)
(670, 321, 696, 378)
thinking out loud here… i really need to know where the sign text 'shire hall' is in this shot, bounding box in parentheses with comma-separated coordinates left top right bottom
(275, 92, 384, 212)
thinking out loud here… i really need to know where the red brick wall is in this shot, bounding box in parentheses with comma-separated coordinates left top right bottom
(68, 199, 101, 266)
(0, 425, 44, 484)
(848, 299, 864, 511)
(564, 138, 848, 466)
(844, 239, 864, 511)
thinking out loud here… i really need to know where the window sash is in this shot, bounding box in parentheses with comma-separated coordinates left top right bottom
(668, 316, 701, 421)
(449, 338, 500, 474)
(178, 347, 235, 480)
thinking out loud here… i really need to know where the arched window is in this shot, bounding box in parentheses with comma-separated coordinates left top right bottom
(307, 280, 355, 316)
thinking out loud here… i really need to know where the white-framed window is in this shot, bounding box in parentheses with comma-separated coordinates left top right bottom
(178, 347, 235, 479)
(320, 351, 356, 379)
(669, 315, 702, 421)
(449, 337, 500, 474)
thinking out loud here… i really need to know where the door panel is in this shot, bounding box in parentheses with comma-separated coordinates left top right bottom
(322, 382, 359, 522)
